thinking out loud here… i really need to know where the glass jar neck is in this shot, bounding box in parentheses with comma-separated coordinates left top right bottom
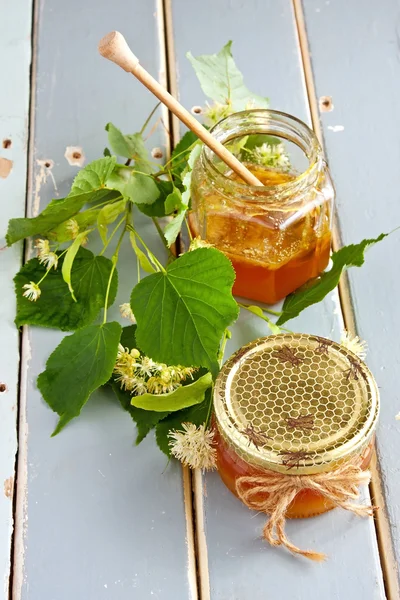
(202, 109, 324, 203)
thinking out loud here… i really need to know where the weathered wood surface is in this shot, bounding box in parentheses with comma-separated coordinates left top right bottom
(0, 1, 32, 599)
(303, 0, 400, 589)
(2, 0, 398, 598)
(9, 1, 195, 599)
(171, 0, 386, 598)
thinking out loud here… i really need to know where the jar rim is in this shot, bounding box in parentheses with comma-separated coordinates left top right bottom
(213, 334, 379, 475)
(202, 109, 323, 198)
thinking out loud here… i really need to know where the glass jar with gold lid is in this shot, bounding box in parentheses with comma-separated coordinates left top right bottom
(190, 110, 335, 304)
(213, 334, 379, 557)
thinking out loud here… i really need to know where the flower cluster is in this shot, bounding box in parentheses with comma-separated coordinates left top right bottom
(168, 423, 217, 470)
(119, 303, 136, 323)
(251, 142, 291, 170)
(113, 344, 196, 395)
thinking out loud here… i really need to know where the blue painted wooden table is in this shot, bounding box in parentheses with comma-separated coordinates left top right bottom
(1, 0, 399, 598)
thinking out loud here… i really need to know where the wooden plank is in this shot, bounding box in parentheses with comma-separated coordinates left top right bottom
(11, 1, 195, 598)
(302, 0, 400, 592)
(0, 0, 32, 598)
(169, 0, 386, 597)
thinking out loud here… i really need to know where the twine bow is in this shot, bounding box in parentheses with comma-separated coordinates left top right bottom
(236, 461, 374, 561)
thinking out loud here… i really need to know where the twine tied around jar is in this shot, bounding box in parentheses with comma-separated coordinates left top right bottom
(235, 459, 375, 561)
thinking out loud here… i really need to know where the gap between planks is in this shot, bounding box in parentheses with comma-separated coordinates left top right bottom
(292, 0, 400, 598)
(9, 0, 38, 597)
(159, 1, 200, 598)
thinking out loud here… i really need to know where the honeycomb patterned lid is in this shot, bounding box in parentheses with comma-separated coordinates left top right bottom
(214, 334, 379, 474)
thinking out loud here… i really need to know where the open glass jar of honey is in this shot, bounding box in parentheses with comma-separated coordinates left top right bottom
(190, 110, 335, 304)
(213, 334, 379, 559)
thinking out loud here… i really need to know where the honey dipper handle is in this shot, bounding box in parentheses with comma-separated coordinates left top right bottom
(98, 31, 263, 187)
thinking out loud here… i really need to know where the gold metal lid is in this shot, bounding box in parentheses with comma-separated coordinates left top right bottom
(214, 334, 379, 474)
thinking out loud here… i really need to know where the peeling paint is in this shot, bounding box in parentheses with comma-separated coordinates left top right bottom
(2, 138, 12, 149)
(0, 157, 13, 178)
(64, 145, 85, 167)
(319, 95, 334, 112)
(34, 159, 57, 216)
(191, 106, 203, 115)
(4, 477, 13, 500)
(151, 147, 163, 159)
(328, 125, 345, 132)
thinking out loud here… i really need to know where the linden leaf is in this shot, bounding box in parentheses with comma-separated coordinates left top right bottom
(107, 169, 160, 205)
(70, 156, 117, 194)
(163, 211, 186, 247)
(37, 322, 122, 435)
(131, 372, 212, 412)
(112, 382, 170, 444)
(164, 186, 184, 214)
(131, 248, 238, 374)
(6, 189, 113, 246)
(170, 131, 199, 179)
(277, 233, 389, 325)
(105, 123, 152, 173)
(187, 41, 269, 110)
(136, 180, 173, 218)
(155, 391, 212, 457)
(14, 248, 118, 331)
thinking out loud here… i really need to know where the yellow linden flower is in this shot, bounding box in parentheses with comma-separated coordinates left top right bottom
(189, 237, 213, 252)
(169, 423, 216, 470)
(22, 281, 41, 302)
(65, 218, 80, 239)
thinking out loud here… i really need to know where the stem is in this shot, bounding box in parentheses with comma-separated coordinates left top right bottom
(103, 222, 127, 325)
(184, 216, 193, 242)
(163, 141, 198, 170)
(152, 217, 174, 258)
(218, 329, 230, 366)
(205, 385, 214, 428)
(237, 302, 286, 334)
(136, 254, 141, 283)
(99, 214, 126, 256)
(37, 248, 68, 285)
(263, 308, 282, 317)
(140, 101, 162, 134)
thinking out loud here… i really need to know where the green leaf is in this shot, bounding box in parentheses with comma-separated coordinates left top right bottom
(107, 169, 160, 205)
(112, 382, 170, 444)
(277, 233, 389, 325)
(136, 180, 173, 218)
(97, 199, 126, 243)
(181, 144, 202, 207)
(131, 248, 239, 374)
(6, 190, 111, 246)
(61, 230, 92, 301)
(187, 41, 269, 111)
(70, 156, 117, 195)
(170, 131, 199, 179)
(131, 372, 212, 412)
(156, 391, 212, 456)
(129, 232, 156, 274)
(164, 186, 184, 214)
(15, 248, 118, 331)
(105, 124, 152, 173)
(37, 322, 122, 435)
(163, 211, 186, 246)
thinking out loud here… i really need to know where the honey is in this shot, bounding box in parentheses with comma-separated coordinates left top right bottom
(190, 110, 335, 304)
(214, 426, 374, 518)
(213, 334, 379, 522)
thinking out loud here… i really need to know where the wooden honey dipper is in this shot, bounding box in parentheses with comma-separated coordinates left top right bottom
(98, 31, 263, 187)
